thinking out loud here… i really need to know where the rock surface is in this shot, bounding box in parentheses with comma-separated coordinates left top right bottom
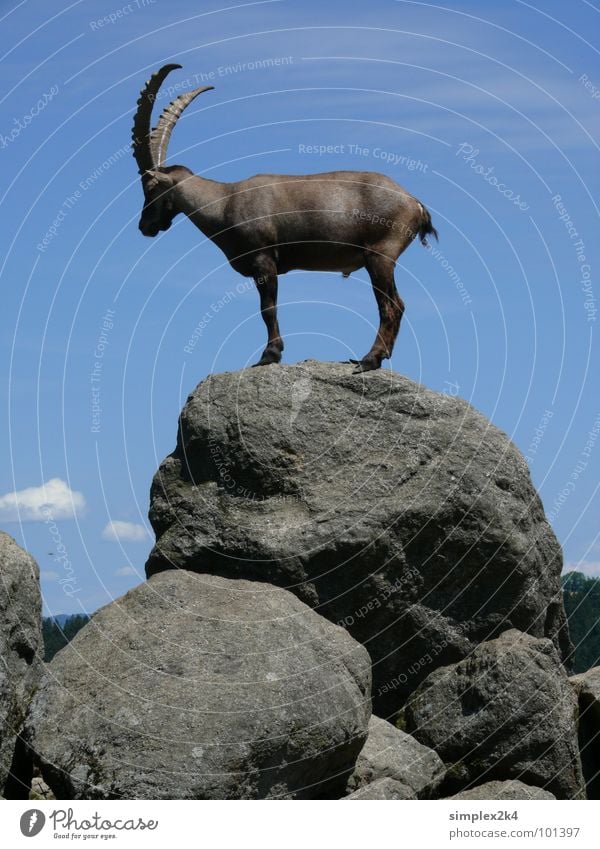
(145, 361, 570, 715)
(344, 777, 416, 799)
(29, 775, 55, 801)
(347, 714, 444, 798)
(448, 780, 555, 800)
(25, 570, 371, 800)
(0, 532, 42, 797)
(404, 630, 584, 799)
(570, 667, 600, 799)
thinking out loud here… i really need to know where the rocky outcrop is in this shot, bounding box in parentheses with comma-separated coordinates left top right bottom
(0, 532, 43, 797)
(570, 667, 600, 799)
(404, 629, 584, 799)
(344, 777, 416, 799)
(24, 571, 371, 799)
(145, 361, 570, 715)
(448, 780, 555, 800)
(347, 714, 444, 798)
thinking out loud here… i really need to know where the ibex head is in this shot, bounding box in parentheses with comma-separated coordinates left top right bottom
(131, 64, 213, 237)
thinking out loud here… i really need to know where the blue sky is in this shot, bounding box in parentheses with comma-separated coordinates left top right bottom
(1, 0, 598, 615)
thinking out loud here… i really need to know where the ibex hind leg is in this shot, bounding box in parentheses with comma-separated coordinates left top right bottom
(251, 255, 284, 367)
(352, 251, 405, 374)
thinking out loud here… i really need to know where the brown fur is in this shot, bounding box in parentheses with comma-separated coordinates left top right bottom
(134, 69, 438, 372)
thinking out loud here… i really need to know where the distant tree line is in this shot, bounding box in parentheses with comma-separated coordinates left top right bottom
(562, 571, 600, 673)
(42, 614, 90, 662)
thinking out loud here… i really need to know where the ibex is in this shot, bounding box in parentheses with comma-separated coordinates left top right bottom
(132, 64, 437, 372)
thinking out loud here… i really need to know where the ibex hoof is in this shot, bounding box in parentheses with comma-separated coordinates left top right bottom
(252, 347, 282, 367)
(349, 355, 382, 374)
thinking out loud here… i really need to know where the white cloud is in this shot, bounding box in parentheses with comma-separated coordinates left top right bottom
(41, 570, 60, 581)
(564, 561, 600, 578)
(102, 521, 149, 543)
(0, 478, 85, 522)
(114, 566, 138, 577)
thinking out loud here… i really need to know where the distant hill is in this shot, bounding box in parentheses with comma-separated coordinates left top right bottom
(562, 571, 600, 673)
(42, 614, 90, 662)
(52, 613, 78, 626)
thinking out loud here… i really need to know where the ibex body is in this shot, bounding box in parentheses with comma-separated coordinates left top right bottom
(133, 65, 437, 372)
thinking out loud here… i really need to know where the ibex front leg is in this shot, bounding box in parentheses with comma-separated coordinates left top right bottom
(252, 256, 284, 367)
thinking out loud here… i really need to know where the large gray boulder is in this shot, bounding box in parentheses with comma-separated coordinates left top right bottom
(24, 570, 371, 799)
(145, 361, 570, 715)
(404, 629, 584, 799)
(347, 714, 445, 798)
(570, 667, 600, 799)
(0, 532, 42, 797)
(448, 780, 555, 800)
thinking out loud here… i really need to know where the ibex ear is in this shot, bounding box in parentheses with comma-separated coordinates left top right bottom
(145, 170, 174, 188)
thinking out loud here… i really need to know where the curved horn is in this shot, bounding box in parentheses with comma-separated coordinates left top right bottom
(150, 85, 214, 168)
(131, 63, 182, 174)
